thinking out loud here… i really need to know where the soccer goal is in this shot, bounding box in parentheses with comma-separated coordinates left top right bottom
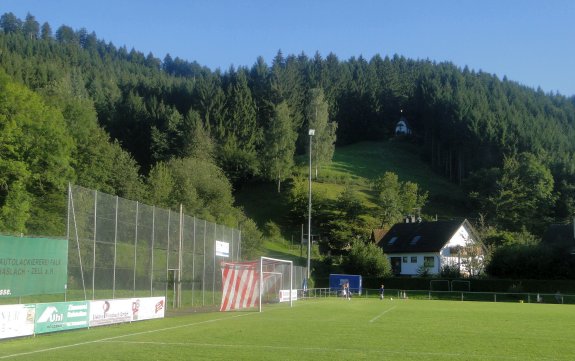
(259, 256, 294, 312)
(451, 280, 471, 292)
(219, 256, 293, 312)
(430, 279, 450, 291)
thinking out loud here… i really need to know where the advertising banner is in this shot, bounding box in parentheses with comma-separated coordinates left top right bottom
(215, 240, 229, 257)
(89, 299, 132, 327)
(279, 289, 298, 302)
(0, 235, 68, 298)
(131, 297, 165, 321)
(0, 304, 35, 339)
(34, 301, 89, 334)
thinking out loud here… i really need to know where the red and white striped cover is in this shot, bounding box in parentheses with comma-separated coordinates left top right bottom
(220, 261, 260, 311)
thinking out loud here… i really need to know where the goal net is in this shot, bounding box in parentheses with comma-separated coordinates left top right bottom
(430, 279, 450, 291)
(219, 256, 293, 312)
(451, 280, 471, 292)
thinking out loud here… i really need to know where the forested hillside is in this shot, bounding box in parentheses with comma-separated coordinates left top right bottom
(2, 11, 575, 254)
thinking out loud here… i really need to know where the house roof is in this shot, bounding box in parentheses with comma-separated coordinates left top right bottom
(379, 219, 471, 254)
(371, 228, 389, 244)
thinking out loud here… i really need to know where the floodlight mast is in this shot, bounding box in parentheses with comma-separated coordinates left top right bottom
(307, 129, 315, 279)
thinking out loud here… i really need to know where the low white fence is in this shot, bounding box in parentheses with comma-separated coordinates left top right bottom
(302, 288, 574, 304)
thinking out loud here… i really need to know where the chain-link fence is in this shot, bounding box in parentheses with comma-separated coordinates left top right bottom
(67, 184, 243, 309)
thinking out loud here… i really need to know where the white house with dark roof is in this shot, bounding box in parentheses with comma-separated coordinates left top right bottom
(377, 219, 483, 277)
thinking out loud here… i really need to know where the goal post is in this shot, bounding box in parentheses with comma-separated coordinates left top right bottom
(259, 256, 293, 312)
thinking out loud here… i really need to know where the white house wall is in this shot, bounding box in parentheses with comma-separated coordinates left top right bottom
(387, 253, 441, 275)
(449, 225, 470, 247)
(439, 225, 483, 276)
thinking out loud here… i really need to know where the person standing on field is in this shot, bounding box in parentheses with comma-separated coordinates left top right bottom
(345, 282, 351, 300)
(380, 284, 385, 300)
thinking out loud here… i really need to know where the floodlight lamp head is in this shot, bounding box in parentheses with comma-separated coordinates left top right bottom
(309, 129, 315, 136)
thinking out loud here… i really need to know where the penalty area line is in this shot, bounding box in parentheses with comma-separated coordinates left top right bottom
(369, 306, 397, 323)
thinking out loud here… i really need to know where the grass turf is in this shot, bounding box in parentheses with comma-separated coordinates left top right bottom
(1, 298, 573, 360)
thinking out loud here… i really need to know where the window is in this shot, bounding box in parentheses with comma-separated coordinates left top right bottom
(388, 236, 398, 245)
(409, 235, 421, 245)
(402, 256, 407, 263)
(424, 256, 435, 268)
(410, 256, 417, 263)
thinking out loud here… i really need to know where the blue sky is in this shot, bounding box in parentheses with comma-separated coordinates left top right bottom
(3, 0, 575, 96)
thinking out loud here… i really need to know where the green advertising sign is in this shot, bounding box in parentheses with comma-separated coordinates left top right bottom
(34, 301, 89, 334)
(0, 235, 68, 297)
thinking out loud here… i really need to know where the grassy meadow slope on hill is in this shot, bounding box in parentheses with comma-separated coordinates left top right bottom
(326, 140, 468, 217)
(234, 140, 470, 246)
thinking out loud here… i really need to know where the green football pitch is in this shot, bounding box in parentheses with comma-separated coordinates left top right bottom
(1, 298, 574, 360)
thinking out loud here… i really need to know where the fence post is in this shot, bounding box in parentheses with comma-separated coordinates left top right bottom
(113, 195, 118, 299)
(133, 201, 139, 297)
(202, 219, 206, 306)
(92, 190, 97, 300)
(191, 216, 196, 306)
(69, 185, 87, 301)
(166, 210, 171, 306)
(213, 222, 217, 305)
(150, 206, 155, 297)
(178, 204, 184, 308)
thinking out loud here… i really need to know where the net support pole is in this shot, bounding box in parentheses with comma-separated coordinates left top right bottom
(150, 206, 155, 297)
(191, 216, 196, 306)
(113, 195, 119, 299)
(133, 201, 139, 297)
(166, 210, 171, 306)
(290, 260, 293, 308)
(69, 184, 87, 301)
(92, 190, 97, 300)
(202, 219, 206, 306)
(259, 256, 263, 313)
(178, 204, 183, 308)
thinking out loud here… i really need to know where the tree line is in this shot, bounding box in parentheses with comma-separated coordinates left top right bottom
(2, 12, 575, 278)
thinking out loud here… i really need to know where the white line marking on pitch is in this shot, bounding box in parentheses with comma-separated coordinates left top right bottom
(0, 313, 254, 360)
(369, 306, 397, 323)
(98, 340, 539, 360)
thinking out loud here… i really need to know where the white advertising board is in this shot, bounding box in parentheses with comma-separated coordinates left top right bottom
(215, 240, 229, 257)
(131, 297, 165, 321)
(89, 299, 132, 327)
(0, 304, 35, 339)
(279, 289, 298, 302)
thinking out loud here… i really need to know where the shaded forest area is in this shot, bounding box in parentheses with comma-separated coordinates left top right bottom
(2, 13, 575, 278)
